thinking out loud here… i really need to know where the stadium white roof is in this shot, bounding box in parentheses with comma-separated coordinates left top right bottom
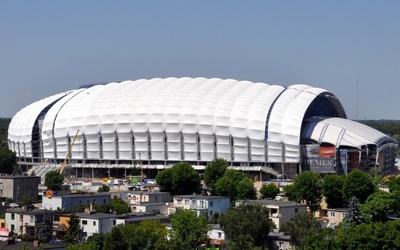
(8, 77, 393, 165)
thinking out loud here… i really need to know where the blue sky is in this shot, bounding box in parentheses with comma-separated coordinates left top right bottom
(1, 1, 399, 119)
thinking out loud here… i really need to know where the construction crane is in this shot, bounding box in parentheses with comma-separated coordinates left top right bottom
(59, 129, 80, 174)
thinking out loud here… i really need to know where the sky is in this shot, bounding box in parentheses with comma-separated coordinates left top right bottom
(1, 1, 399, 120)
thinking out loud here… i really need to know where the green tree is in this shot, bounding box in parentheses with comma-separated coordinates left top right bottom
(155, 167, 173, 193)
(171, 162, 201, 195)
(0, 148, 16, 174)
(280, 211, 321, 250)
(344, 196, 365, 225)
(103, 225, 129, 250)
(215, 169, 255, 201)
(236, 177, 257, 200)
(294, 171, 322, 213)
(283, 184, 298, 201)
(44, 170, 64, 191)
(110, 196, 131, 214)
(66, 241, 98, 250)
(37, 210, 53, 243)
(361, 191, 399, 222)
(259, 183, 280, 199)
(388, 176, 400, 192)
(322, 174, 345, 208)
(64, 213, 81, 243)
(204, 158, 228, 194)
(97, 184, 110, 192)
(219, 203, 274, 248)
(170, 209, 208, 248)
(156, 162, 201, 195)
(85, 233, 105, 250)
(21, 193, 33, 206)
(342, 170, 375, 204)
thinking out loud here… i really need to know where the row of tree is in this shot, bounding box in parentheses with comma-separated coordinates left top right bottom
(155, 159, 257, 201)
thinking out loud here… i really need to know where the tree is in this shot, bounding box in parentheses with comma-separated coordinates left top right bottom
(44, 170, 64, 191)
(155, 167, 173, 193)
(37, 210, 53, 243)
(155, 162, 201, 195)
(21, 193, 33, 206)
(103, 225, 129, 250)
(204, 158, 228, 194)
(0, 148, 16, 174)
(66, 241, 98, 250)
(344, 197, 365, 225)
(259, 183, 280, 199)
(171, 162, 201, 195)
(388, 176, 400, 193)
(85, 233, 105, 250)
(110, 196, 131, 214)
(215, 169, 255, 201)
(170, 209, 208, 248)
(64, 213, 81, 243)
(97, 184, 110, 192)
(294, 171, 322, 213)
(236, 177, 257, 200)
(361, 191, 399, 222)
(283, 184, 299, 201)
(219, 203, 274, 248)
(343, 170, 375, 204)
(280, 211, 321, 250)
(322, 174, 345, 208)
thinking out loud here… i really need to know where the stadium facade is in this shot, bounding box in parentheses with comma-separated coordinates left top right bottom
(7, 77, 398, 179)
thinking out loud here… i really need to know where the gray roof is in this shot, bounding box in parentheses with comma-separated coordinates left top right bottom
(237, 199, 306, 208)
(174, 195, 229, 200)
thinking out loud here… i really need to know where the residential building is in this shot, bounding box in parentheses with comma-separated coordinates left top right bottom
(236, 199, 306, 229)
(326, 208, 348, 228)
(170, 195, 230, 217)
(131, 203, 168, 214)
(207, 224, 227, 249)
(42, 192, 110, 211)
(268, 231, 292, 250)
(75, 212, 126, 237)
(4, 208, 48, 238)
(0, 175, 41, 203)
(116, 214, 169, 226)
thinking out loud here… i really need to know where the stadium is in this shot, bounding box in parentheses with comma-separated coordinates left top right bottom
(7, 77, 398, 180)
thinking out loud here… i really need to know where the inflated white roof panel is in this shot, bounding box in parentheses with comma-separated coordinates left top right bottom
(9, 77, 350, 163)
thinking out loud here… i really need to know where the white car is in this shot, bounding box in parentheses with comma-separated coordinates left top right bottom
(9, 203, 19, 208)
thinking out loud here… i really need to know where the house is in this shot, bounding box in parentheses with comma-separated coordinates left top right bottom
(268, 231, 292, 250)
(4, 207, 48, 238)
(42, 192, 111, 211)
(0, 175, 41, 203)
(325, 208, 348, 228)
(116, 214, 169, 226)
(235, 199, 306, 229)
(74, 212, 122, 238)
(131, 203, 168, 214)
(170, 195, 230, 217)
(124, 191, 170, 205)
(207, 224, 227, 249)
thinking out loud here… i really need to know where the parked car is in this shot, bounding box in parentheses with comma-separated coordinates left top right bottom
(9, 203, 19, 208)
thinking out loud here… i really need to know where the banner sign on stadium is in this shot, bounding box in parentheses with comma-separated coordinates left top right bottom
(303, 157, 335, 173)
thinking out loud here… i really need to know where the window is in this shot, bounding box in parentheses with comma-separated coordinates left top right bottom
(11, 214, 15, 220)
(210, 211, 213, 216)
(330, 212, 335, 218)
(82, 220, 87, 225)
(93, 221, 96, 226)
(342, 213, 348, 219)
(30, 216, 34, 222)
(218, 232, 222, 238)
(295, 208, 298, 213)
(11, 225, 14, 232)
(185, 199, 190, 205)
(209, 201, 213, 207)
(177, 199, 182, 205)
